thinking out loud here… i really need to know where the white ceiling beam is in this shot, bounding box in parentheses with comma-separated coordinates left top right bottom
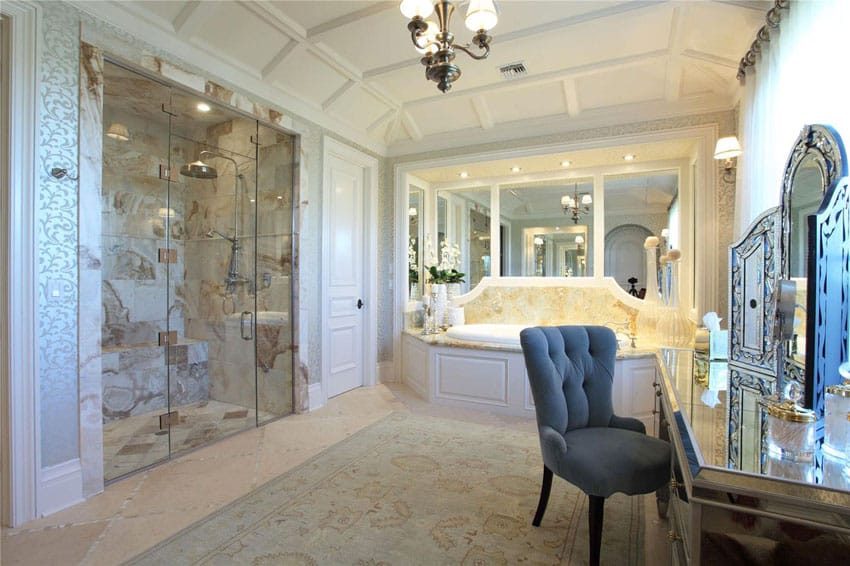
(471, 96, 494, 130)
(362, 0, 666, 79)
(240, 0, 307, 40)
(385, 110, 404, 144)
(367, 109, 395, 135)
(242, 0, 401, 114)
(172, 1, 212, 37)
(307, 2, 397, 39)
(322, 80, 356, 111)
(713, 1, 772, 13)
(401, 111, 423, 141)
(405, 49, 670, 108)
(689, 61, 738, 98)
(664, 7, 686, 102)
(680, 49, 739, 70)
(562, 78, 581, 118)
(261, 41, 301, 79)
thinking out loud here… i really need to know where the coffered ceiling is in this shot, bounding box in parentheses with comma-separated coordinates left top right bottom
(77, 1, 769, 156)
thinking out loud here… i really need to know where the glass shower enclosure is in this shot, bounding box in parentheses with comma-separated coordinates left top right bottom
(101, 61, 295, 481)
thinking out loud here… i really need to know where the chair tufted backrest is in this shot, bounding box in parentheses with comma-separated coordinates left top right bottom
(520, 326, 617, 434)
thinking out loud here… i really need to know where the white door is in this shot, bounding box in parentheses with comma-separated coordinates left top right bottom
(325, 153, 366, 398)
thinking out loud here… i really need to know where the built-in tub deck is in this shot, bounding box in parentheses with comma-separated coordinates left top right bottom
(402, 327, 659, 428)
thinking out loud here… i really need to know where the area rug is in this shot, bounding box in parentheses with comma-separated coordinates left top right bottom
(128, 412, 644, 565)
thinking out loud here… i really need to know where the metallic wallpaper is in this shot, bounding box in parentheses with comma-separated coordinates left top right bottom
(37, 1, 80, 466)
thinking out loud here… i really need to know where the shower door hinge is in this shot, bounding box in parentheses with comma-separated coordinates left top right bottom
(249, 135, 261, 146)
(158, 330, 178, 346)
(158, 248, 177, 263)
(160, 103, 177, 117)
(159, 410, 179, 429)
(159, 164, 175, 181)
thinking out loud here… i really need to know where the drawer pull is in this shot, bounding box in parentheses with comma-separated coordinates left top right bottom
(668, 530, 683, 542)
(656, 390, 663, 397)
(670, 479, 681, 490)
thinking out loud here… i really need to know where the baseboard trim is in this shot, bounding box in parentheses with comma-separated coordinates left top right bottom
(377, 361, 396, 383)
(308, 382, 324, 412)
(38, 459, 83, 517)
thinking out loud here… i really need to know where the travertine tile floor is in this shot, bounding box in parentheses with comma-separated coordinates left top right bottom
(1, 383, 670, 565)
(103, 399, 273, 482)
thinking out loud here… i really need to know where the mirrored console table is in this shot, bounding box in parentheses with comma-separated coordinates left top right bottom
(656, 349, 850, 564)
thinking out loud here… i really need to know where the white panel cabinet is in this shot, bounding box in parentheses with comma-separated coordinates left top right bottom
(401, 333, 657, 423)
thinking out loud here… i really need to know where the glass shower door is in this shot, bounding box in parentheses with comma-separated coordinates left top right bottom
(254, 123, 295, 423)
(166, 90, 260, 455)
(101, 61, 174, 481)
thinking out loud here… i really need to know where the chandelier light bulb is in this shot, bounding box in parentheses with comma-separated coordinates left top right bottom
(575, 235, 585, 245)
(581, 194, 593, 205)
(465, 0, 498, 32)
(400, 0, 434, 19)
(414, 19, 440, 54)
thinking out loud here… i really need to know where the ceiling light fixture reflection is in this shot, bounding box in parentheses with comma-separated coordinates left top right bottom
(400, 0, 498, 93)
(561, 160, 571, 167)
(197, 102, 211, 112)
(560, 184, 592, 224)
(105, 123, 130, 141)
(511, 166, 521, 173)
(459, 171, 469, 178)
(623, 154, 636, 161)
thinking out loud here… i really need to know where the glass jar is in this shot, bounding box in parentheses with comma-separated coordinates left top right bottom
(763, 399, 816, 482)
(825, 377, 850, 459)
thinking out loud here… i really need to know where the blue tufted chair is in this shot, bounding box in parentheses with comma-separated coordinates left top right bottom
(520, 326, 670, 566)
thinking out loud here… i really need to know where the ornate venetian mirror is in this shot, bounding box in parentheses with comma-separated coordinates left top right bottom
(779, 124, 846, 407)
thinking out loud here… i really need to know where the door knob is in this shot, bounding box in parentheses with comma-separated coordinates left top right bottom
(356, 299, 364, 309)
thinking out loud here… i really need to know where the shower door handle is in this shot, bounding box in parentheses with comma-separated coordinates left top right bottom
(240, 311, 254, 341)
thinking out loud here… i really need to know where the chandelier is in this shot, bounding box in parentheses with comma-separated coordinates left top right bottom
(400, 0, 498, 93)
(560, 185, 592, 224)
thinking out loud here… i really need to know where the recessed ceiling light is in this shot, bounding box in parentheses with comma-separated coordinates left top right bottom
(249, 198, 256, 203)
(277, 195, 283, 200)
(560, 160, 571, 167)
(197, 102, 211, 112)
(623, 154, 636, 161)
(511, 166, 521, 173)
(459, 171, 469, 178)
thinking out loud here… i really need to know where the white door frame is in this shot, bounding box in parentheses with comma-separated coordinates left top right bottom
(320, 137, 378, 408)
(1, 0, 40, 527)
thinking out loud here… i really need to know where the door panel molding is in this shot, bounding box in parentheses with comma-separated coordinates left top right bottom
(320, 137, 378, 407)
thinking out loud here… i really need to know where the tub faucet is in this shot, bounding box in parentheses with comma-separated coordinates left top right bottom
(606, 319, 636, 350)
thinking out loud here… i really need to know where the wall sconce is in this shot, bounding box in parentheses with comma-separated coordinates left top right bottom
(714, 135, 743, 184)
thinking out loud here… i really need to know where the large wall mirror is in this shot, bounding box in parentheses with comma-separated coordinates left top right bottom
(435, 186, 492, 292)
(408, 187, 423, 299)
(603, 171, 679, 294)
(499, 179, 594, 277)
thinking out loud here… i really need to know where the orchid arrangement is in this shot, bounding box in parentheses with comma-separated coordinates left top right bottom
(425, 238, 465, 284)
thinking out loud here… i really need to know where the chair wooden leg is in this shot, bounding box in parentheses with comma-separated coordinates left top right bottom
(532, 466, 553, 526)
(588, 495, 605, 566)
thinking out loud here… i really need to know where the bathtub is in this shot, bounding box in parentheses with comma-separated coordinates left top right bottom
(445, 324, 531, 345)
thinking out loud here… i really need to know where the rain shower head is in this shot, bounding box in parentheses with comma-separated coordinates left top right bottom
(179, 160, 218, 179)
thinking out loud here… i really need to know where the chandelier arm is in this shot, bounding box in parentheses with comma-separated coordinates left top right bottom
(453, 42, 490, 60)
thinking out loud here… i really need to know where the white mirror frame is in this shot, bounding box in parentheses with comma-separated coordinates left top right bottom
(392, 126, 719, 379)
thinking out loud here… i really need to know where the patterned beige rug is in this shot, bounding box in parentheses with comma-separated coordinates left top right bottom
(128, 413, 644, 565)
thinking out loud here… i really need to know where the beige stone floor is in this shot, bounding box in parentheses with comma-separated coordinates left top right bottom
(1, 383, 670, 565)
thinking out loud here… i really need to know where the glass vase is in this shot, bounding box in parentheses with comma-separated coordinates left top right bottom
(663, 260, 693, 347)
(432, 283, 448, 329)
(637, 243, 661, 340)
